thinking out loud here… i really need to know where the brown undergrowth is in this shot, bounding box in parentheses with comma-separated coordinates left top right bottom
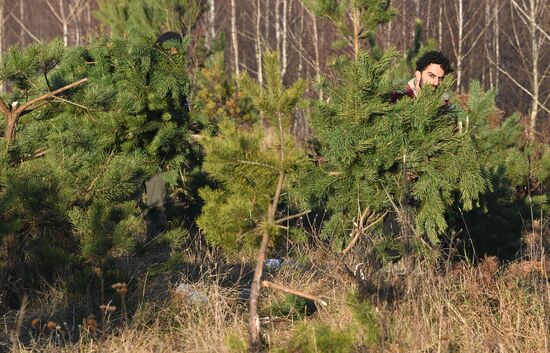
(3, 250, 549, 352)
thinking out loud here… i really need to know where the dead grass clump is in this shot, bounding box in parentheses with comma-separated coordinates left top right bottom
(384, 257, 549, 353)
(5, 251, 549, 352)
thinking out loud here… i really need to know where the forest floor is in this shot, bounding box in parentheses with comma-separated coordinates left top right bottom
(2, 243, 549, 353)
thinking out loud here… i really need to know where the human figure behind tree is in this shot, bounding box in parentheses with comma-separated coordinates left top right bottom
(391, 51, 453, 104)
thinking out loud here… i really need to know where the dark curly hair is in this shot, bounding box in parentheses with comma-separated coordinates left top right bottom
(415, 51, 453, 75)
(156, 31, 183, 45)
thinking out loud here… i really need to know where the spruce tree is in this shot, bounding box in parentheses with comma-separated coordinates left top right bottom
(302, 50, 487, 249)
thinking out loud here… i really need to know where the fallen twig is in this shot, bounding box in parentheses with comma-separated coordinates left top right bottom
(261, 280, 328, 307)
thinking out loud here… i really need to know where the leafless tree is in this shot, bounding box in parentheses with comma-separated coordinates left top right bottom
(254, 0, 263, 85)
(489, 0, 550, 141)
(45, 0, 90, 47)
(444, 0, 491, 91)
(230, 0, 240, 80)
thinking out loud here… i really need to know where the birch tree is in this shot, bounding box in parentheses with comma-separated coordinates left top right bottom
(304, 0, 394, 62)
(490, 0, 550, 141)
(46, 0, 90, 47)
(254, 0, 263, 85)
(230, 0, 240, 79)
(444, 0, 491, 91)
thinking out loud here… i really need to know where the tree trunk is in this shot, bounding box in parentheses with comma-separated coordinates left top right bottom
(309, 5, 322, 99)
(255, 0, 263, 85)
(230, 0, 240, 80)
(5, 115, 17, 141)
(494, 2, 499, 91)
(63, 21, 69, 47)
(249, 110, 287, 352)
(19, 0, 25, 45)
(280, 0, 288, 78)
(456, 0, 464, 91)
(0, 0, 4, 92)
(208, 0, 216, 46)
(528, 0, 539, 142)
(247, 228, 270, 353)
(353, 7, 360, 61)
(438, 5, 442, 48)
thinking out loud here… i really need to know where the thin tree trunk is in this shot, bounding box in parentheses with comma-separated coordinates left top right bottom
(353, 7, 360, 61)
(248, 170, 284, 353)
(494, 2, 499, 91)
(528, 0, 539, 142)
(438, 5, 442, 47)
(281, 0, 288, 77)
(255, 0, 263, 85)
(264, 0, 270, 43)
(208, 0, 216, 45)
(456, 0, 464, 91)
(402, 2, 407, 53)
(297, 6, 303, 76)
(275, 0, 280, 55)
(485, 0, 492, 89)
(58, 0, 69, 47)
(248, 228, 271, 353)
(249, 110, 287, 352)
(19, 0, 24, 45)
(426, 0, 432, 33)
(310, 7, 322, 99)
(0, 0, 4, 92)
(75, 20, 80, 46)
(230, 0, 240, 80)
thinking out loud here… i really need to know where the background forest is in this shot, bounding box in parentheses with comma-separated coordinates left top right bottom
(0, 0, 549, 352)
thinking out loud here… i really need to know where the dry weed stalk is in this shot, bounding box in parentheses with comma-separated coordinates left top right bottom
(112, 282, 128, 322)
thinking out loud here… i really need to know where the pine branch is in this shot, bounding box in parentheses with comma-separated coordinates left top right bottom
(17, 78, 88, 115)
(2, 78, 89, 142)
(236, 159, 282, 172)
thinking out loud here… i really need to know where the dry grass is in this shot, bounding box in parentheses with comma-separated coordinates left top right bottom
(4, 253, 549, 352)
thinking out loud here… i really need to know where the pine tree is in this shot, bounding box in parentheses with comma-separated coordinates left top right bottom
(304, 0, 394, 61)
(197, 52, 308, 254)
(190, 51, 256, 132)
(95, 0, 207, 39)
(454, 81, 548, 259)
(301, 50, 488, 249)
(196, 51, 308, 352)
(0, 33, 199, 281)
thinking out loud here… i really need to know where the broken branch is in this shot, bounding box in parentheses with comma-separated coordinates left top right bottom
(275, 209, 311, 224)
(342, 210, 389, 254)
(261, 280, 328, 307)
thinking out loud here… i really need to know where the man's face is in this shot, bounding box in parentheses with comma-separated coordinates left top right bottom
(415, 63, 445, 90)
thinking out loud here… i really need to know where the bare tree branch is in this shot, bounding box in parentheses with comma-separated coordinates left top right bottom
(262, 280, 328, 307)
(488, 56, 550, 115)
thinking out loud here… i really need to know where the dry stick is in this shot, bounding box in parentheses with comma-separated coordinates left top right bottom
(342, 210, 389, 255)
(261, 280, 328, 307)
(342, 206, 371, 254)
(274, 209, 311, 224)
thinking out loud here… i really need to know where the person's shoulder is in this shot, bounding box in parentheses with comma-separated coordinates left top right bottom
(390, 82, 415, 103)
